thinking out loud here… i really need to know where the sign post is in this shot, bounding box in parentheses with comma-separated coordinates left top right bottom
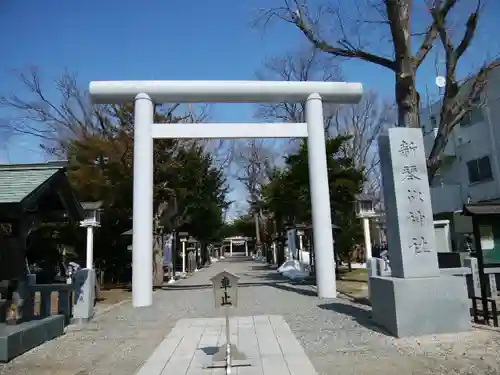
(210, 270, 240, 375)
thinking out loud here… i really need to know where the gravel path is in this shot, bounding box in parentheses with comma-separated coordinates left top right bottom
(1, 256, 499, 375)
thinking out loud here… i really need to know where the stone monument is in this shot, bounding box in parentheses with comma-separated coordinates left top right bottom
(370, 127, 470, 337)
(72, 268, 96, 324)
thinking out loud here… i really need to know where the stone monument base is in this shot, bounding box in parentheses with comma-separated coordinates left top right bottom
(370, 275, 471, 337)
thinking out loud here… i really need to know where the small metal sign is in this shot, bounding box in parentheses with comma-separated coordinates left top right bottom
(210, 270, 239, 309)
(209, 271, 246, 374)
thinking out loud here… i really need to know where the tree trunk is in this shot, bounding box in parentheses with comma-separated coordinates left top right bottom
(386, 0, 420, 129)
(200, 242, 206, 266)
(427, 161, 440, 185)
(152, 235, 164, 287)
(395, 73, 420, 128)
(335, 252, 341, 280)
(254, 212, 261, 249)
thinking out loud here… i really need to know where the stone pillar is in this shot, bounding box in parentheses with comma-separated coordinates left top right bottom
(464, 257, 481, 297)
(86, 226, 94, 269)
(363, 217, 372, 264)
(367, 257, 377, 300)
(181, 241, 186, 274)
(490, 274, 498, 297)
(379, 128, 439, 278)
(72, 269, 96, 324)
(370, 128, 470, 337)
(464, 257, 498, 298)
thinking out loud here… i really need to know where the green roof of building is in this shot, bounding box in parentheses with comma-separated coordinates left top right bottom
(0, 161, 67, 204)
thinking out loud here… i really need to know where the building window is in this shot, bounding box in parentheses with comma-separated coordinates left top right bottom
(467, 156, 493, 183)
(460, 107, 485, 127)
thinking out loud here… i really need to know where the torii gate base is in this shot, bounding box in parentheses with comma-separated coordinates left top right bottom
(89, 80, 363, 307)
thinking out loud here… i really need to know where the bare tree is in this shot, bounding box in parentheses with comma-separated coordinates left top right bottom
(257, 0, 499, 181)
(426, 4, 500, 179)
(202, 138, 235, 175)
(0, 68, 97, 153)
(256, 46, 342, 127)
(234, 139, 280, 247)
(235, 140, 277, 199)
(0, 67, 210, 156)
(256, 47, 391, 200)
(332, 91, 395, 199)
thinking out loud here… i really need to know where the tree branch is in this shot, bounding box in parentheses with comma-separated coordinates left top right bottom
(414, 0, 458, 67)
(290, 7, 396, 70)
(455, 1, 481, 60)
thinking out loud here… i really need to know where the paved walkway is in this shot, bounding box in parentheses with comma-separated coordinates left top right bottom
(1, 257, 500, 375)
(139, 315, 317, 375)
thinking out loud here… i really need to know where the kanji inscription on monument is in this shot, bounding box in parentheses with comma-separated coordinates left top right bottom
(379, 128, 440, 278)
(407, 189, 424, 203)
(401, 165, 420, 181)
(210, 271, 239, 309)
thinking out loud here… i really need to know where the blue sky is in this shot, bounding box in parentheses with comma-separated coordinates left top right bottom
(1, 0, 499, 218)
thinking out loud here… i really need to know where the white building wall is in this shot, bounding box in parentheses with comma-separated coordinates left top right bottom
(424, 64, 500, 214)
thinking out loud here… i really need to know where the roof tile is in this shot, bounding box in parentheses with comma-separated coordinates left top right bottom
(0, 164, 62, 203)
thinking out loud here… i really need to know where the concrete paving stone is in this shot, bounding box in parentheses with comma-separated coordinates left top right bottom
(254, 318, 283, 357)
(237, 332, 259, 358)
(193, 329, 220, 368)
(210, 367, 226, 375)
(160, 358, 192, 375)
(132, 360, 166, 375)
(237, 366, 263, 375)
(134, 337, 181, 375)
(284, 357, 318, 375)
(269, 316, 307, 356)
(261, 356, 290, 375)
(186, 369, 212, 375)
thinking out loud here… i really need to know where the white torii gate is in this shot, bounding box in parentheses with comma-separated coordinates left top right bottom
(89, 80, 363, 307)
(223, 236, 250, 256)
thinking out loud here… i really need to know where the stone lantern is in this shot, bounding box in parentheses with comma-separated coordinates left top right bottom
(355, 195, 375, 218)
(178, 232, 189, 275)
(355, 194, 377, 264)
(80, 201, 103, 269)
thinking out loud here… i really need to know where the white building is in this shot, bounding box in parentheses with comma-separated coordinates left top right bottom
(422, 63, 500, 249)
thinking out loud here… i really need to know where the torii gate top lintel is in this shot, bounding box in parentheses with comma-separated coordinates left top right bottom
(89, 80, 363, 104)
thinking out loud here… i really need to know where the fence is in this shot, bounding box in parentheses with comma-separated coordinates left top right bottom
(1, 283, 75, 325)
